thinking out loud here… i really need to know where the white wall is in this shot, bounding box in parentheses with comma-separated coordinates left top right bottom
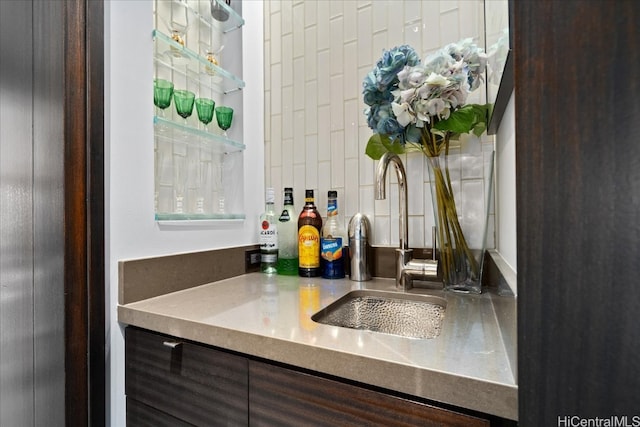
(105, 1, 264, 425)
(495, 93, 517, 290)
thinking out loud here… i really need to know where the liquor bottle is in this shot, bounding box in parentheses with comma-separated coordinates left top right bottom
(259, 187, 278, 274)
(298, 189, 322, 277)
(321, 190, 346, 279)
(276, 187, 298, 275)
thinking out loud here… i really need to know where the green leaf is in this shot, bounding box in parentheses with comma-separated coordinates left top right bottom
(365, 134, 407, 160)
(433, 104, 489, 137)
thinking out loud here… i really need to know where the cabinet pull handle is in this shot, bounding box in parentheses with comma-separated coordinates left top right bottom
(162, 341, 182, 349)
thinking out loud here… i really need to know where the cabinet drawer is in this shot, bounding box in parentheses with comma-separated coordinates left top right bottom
(125, 327, 248, 426)
(126, 397, 192, 427)
(249, 360, 489, 427)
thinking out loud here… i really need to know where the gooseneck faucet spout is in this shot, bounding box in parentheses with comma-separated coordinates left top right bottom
(375, 152, 438, 290)
(375, 153, 409, 251)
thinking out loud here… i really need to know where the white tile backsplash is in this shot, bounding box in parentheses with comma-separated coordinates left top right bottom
(264, 90, 271, 138)
(304, 1, 315, 27)
(305, 134, 319, 188)
(343, 2, 358, 43)
(270, 63, 282, 114)
(265, 0, 493, 251)
(293, 57, 305, 110)
(439, 9, 460, 46)
(386, 3, 405, 47)
(330, 17, 345, 76)
(293, 110, 306, 163)
(372, 2, 387, 33)
(329, 75, 344, 131)
(329, 0, 343, 19)
(281, 33, 293, 86)
(270, 11, 282, 64)
(404, 20, 422, 48)
(330, 130, 345, 188)
(343, 99, 359, 159)
(343, 42, 359, 101)
(281, 85, 293, 139)
(281, 0, 293, 34)
(316, 50, 330, 104)
(304, 80, 318, 133)
(270, 114, 282, 167)
(282, 138, 294, 184)
(304, 26, 318, 81)
(356, 6, 372, 67)
(292, 4, 305, 56)
(264, 41, 272, 88)
(317, 105, 331, 162)
(404, 0, 422, 23)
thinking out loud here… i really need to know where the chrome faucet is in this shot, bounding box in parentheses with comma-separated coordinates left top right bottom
(375, 152, 438, 290)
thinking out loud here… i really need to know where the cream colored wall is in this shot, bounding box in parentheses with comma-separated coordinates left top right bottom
(264, 0, 495, 250)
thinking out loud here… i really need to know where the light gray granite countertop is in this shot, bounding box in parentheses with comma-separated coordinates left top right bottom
(118, 273, 518, 420)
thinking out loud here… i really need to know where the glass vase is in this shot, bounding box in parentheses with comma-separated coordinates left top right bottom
(427, 149, 494, 294)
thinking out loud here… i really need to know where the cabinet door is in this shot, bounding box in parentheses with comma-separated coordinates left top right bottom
(125, 327, 248, 426)
(248, 360, 489, 427)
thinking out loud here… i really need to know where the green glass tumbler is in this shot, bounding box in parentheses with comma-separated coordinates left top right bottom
(215, 106, 234, 136)
(195, 98, 215, 130)
(174, 89, 196, 125)
(153, 79, 174, 117)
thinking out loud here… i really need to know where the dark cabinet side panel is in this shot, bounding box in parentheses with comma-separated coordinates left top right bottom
(515, 1, 640, 425)
(125, 327, 249, 427)
(248, 360, 489, 427)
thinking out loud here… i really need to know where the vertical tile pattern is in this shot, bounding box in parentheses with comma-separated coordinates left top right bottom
(264, 0, 494, 249)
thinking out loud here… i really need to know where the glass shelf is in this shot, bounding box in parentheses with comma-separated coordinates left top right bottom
(155, 213, 246, 221)
(153, 115, 245, 153)
(178, 0, 245, 34)
(153, 29, 245, 94)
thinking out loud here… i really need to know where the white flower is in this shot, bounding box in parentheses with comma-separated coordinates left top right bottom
(391, 102, 415, 127)
(398, 88, 417, 105)
(426, 98, 446, 116)
(413, 100, 430, 122)
(426, 72, 449, 86)
(397, 66, 426, 89)
(417, 84, 433, 100)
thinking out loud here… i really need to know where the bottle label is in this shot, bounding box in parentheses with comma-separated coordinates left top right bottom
(260, 220, 278, 250)
(261, 253, 277, 263)
(321, 237, 345, 279)
(279, 209, 291, 222)
(327, 199, 337, 216)
(321, 237, 343, 261)
(298, 225, 320, 268)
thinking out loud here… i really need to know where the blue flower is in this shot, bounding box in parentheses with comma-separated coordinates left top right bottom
(376, 116, 403, 136)
(375, 45, 421, 89)
(363, 71, 394, 106)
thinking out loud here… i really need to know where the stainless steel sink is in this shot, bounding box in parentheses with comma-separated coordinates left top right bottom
(311, 290, 446, 339)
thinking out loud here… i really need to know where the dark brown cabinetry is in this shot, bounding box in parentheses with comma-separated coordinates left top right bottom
(125, 327, 509, 426)
(125, 327, 248, 426)
(248, 359, 488, 427)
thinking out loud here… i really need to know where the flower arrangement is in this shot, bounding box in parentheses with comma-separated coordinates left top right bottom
(363, 39, 490, 292)
(363, 39, 488, 158)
